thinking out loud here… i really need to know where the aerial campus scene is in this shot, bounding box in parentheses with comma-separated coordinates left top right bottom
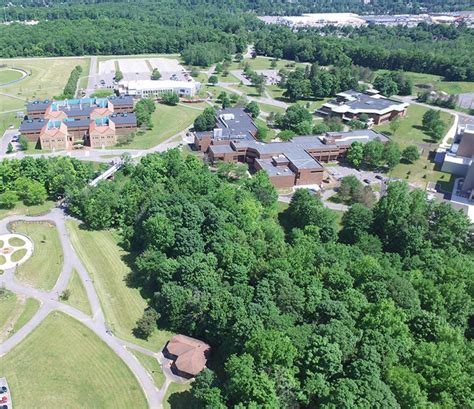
(0, 1, 473, 408)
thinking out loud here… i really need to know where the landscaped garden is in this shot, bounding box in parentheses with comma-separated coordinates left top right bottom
(12, 221, 63, 290)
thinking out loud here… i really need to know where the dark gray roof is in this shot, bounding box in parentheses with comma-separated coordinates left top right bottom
(65, 118, 91, 128)
(333, 90, 406, 112)
(19, 119, 46, 132)
(59, 105, 95, 117)
(108, 95, 134, 106)
(110, 112, 137, 125)
(195, 108, 257, 142)
(256, 158, 295, 177)
(209, 144, 236, 154)
(26, 100, 51, 112)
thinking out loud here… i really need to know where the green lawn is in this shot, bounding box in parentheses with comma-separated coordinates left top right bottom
(64, 269, 92, 316)
(0, 95, 24, 112)
(66, 221, 174, 350)
(376, 104, 454, 188)
(164, 382, 193, 409)
(376, 69, 474, 95)
(0, 69, 24, 85)
(254, 117, 276, 141)
(77, 57, 91, 90)
(0, 57, 90, 100)
(97, 53, 181, 63)
(12, 221, 63, 290)
(0, 290, 18, 333)
(0, 291, 40, 341)
(230, 56, 307, 71)
(10, 297, 40, 336)
(116, 103, 206, 149)
(0, 311, 147, 409)
(257, 102, 286, 115)
(0, 200, 55, 220)
(130, 349, 165, 388)
(375, 105, 453, 148)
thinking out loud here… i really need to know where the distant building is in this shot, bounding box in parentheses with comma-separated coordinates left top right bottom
(441, 124, 474, 221)
(317, 90, 409, 125)
(19, 96, 136, 150)
(194, 108, 389, 188)
(164, 335, 210, 378)
(116, 80, 200, 98)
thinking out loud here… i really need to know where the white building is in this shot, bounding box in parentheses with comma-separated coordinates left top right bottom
(116, 80, 200, 98)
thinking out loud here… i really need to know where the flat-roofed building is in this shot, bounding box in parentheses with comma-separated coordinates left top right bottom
(317, 90, 408, 125)
(117, 79, 200, 98)
(202, 120, 388, 188)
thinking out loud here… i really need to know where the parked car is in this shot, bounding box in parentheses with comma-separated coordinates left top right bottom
(375, 175, 384, 180)
(363, 179, 371, 184)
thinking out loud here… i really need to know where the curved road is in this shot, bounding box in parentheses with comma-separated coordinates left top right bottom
(0, 208, 187, 408)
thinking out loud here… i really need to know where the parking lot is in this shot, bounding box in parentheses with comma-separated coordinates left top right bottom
(230, 69, 281, 86)
(95, 57, 191, 89)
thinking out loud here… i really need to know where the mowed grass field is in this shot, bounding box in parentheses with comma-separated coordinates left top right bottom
(0, 68, 24, 84)
(12, 221, 63, 290)
(376, 104, 454, 188)
(0, 199, 55, 220)
(0, 290, 40, 341)
(64, 269, 92, 316)
(119, 102, 206, 149)
(0, 311, 147, 409)
(375, 69, 474, 95)
(0, 57, 90, 100)
(66, 221, 174, 350)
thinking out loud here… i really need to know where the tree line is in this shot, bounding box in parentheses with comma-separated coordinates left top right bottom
(255, 23, 474, 81)
(0, 156, 97, 208)
(68, 149, 473, 408)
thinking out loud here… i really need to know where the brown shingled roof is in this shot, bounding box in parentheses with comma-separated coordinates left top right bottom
(166, 335, 210, 377)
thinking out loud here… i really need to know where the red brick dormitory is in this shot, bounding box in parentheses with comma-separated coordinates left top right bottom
(19, 96, 136, 150)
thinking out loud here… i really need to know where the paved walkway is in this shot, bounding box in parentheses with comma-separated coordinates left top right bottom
(0, 208, 186, 408)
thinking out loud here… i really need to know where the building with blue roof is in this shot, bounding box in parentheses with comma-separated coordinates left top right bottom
(20, 96, 136, 149)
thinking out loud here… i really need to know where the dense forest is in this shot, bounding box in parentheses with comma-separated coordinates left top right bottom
(1, 1, 473, 81)
(68, 150, 474, 408)
(255, 23, 474, 80)
(0, 157, 97, 208)
(5, 0, 474, 14)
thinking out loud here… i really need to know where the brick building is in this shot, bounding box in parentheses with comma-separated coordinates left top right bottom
(194, 108, 389, 188)
(19, 96, 136, 150)
(317, 89, 408, 125)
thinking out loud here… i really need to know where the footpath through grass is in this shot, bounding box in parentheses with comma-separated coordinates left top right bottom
(129, 349, 165, 389)
(63, 269, 92, 316)
(66, 221, 173, 350)
(0, 311, 147, 409)
(0, 290, 40, 341)
(12, 221, 63, 291)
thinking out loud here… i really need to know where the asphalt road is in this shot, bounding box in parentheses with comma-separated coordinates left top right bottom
(0, 209, 190, 408)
